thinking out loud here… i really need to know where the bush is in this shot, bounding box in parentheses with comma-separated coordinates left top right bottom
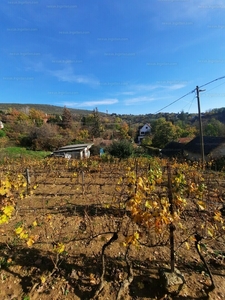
(90, 145, 101, 156)
(211, 157, 225, 171)
(107, 140, 134, 159)
(0, 130, 6, 138)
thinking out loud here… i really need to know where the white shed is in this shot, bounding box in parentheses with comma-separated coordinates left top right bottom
(52, 143, 93, 159)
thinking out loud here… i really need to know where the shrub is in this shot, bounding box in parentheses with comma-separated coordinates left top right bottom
(0, 130, 6, 138)
(107, 140, 134, 159)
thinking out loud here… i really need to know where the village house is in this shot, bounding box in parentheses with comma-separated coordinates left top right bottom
(183, 136, 225, 161)
(52, 143, 93, 159)
(0, 121, 4, 129)
(137, 123, 151, 144)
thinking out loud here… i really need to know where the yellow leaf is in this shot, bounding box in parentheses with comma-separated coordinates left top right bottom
(27, 237, 35, 247)
(214, 211, 223, 223)
(2, 205, 14, 217)
(15, 226, 24, 235)
(0, 214, 9, 224)
(0, 187, 7, 196)
(20, 231, 29, 239)
(145, 200, 152, 209)
(46, 214, 52, 221)
(54, 243, 65, 254)
(185, 242, 190, 250)
(197, 201, 205, 210)
(134, 232, 139, 240)
(41, 276, 46, 284)
(32, 220, 38, 227)
(207, 228, 213, 237)
(152, 201, 158, 208)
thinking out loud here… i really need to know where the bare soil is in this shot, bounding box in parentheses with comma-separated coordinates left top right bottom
(0, 160, 225, 300)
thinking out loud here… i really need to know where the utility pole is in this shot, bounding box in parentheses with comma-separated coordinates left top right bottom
(196, 86, 205, 169)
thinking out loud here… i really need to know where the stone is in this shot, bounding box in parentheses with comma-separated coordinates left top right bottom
(159, 266, 185, 295)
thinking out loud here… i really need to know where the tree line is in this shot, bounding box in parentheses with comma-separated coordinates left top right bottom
(0, 106, 225, 154)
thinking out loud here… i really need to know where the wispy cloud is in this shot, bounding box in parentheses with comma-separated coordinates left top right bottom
(124, 96, 156, 105)
(48, 66, 99, 86)
(63, 99, 119, 108)
(121, 83, 186, 95)
(167, 84, 187, 90)
(25, 60, 99, 87)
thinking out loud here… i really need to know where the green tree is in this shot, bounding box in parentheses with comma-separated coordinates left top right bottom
(152, 118, 180, 148)
(107, 140, 134, 159)
(90, 108, 102, 138)
(204, 118, 225, 136)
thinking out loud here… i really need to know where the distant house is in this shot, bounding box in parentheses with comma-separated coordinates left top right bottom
(0, 121, 4, 129)
(184, 136, 225, 161)
(137, 123, 151, 144)
(52, 143, 93, 159)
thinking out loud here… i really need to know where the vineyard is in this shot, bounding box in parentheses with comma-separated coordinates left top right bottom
(0, 156, 225, 300)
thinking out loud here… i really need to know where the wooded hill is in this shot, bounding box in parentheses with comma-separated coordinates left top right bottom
(0, 104, 225, 153)
(0, 103, 95, 116)
(0, 103, 225, 126)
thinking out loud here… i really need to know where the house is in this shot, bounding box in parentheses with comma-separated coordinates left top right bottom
(0, 121, 4, 129)
(52, 143, 93, 159)
(137, 123, 151, 144)
(184, 136, 225, 161)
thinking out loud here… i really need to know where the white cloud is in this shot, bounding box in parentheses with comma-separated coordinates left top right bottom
(49, 66, 99, 86)
(124, 83, 186, 95)
(63, 99, 119, 108)
(167, 84, 187, 90)
(80, 99, 119, 107)
(124, 96, 155, 105)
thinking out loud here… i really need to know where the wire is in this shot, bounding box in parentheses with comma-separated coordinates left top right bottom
(187, 95, 196, 113)
(201, 79, 225, 94)
(199, 75, 225, 88)
(154, 75, 225, 114)
(155, 89, 195, 113)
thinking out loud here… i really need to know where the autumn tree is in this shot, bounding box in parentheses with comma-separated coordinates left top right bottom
(29, 108, 46, 127)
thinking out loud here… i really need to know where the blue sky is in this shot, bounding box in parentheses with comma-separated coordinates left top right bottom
(1, 0, 225, 115)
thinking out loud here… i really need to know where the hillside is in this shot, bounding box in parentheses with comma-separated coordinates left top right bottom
(0, 103, 94, 116)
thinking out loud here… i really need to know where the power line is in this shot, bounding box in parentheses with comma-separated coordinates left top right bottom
(199, 75, 225, 89)
(155, 89, 195, 113)
(155, 75, 225, 114)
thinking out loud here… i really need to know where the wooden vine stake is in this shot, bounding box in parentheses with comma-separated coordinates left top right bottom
(25, 168, 31, 194)
(82, 170, 84, 195)
(167, 163, 175, 272)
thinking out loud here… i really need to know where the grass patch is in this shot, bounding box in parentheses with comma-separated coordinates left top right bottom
(0, 147, 50, 161)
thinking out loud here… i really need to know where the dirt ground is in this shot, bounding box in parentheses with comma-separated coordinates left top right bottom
(0, 159, 225, 300)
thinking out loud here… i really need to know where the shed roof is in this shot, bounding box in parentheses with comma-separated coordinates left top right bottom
(59, 143, 93, 150)
(54, 143, 93, 154)
(184, 136, 225, 155)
